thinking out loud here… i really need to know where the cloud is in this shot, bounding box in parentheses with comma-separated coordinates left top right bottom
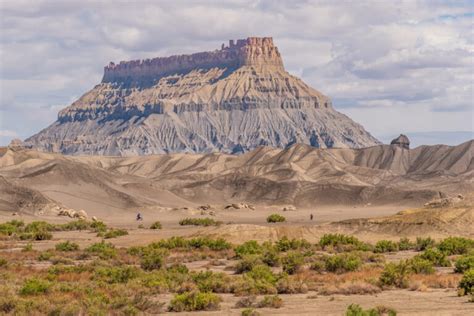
(0, 0, 472, 146)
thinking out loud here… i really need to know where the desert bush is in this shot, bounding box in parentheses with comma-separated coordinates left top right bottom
(86, 241, 117, 259)
(415, 237, 435, 251)
(192, 271, 233, 293)
(398, 237, 414, 251)
(374, 240, 398, 253)
(149, 221, 162, 229)
(0, 220, 24, 236)
(345, 304, 397, 316)
(458, 268, 474, 295)
(310, 259, 325, 273)
(262, 247, 280, 267)
(89, 221, 108, 233)
(94, 266, 140, 283)
(235, 255, 264, 274)
(0, 257, 7, 267)
(276, 275, 308, 294)
(168, 291, 221, 312)
(235, 240, 263, 257)
(55, 241, 79, 252)
(408, 256, 435, 274)
(438, 237, 474, 255)
(241, 308, 260, 316)
(235, 296, 256, 308)
(179, 218, 222, 226)
(275, 237, 311, 252)
(325, 253, 362, 273)
(266, 214, 286, 223)
(455, 255, 474, 273)
(419, 248, 450, 267)
(59, 220, 90, 231)
(101, 228, 128, 239)
(38, 251, 53, 261)
(19, 278, 50, 295)
(379, 261, 411, 288)
(22, 242, 33, 252)
(281, 251, 304, 275)
(141, 249, 167, 271)
(319, 233, 371, 252)
(152, 236, 231, 251)
(319, 281, 381, 296)
(257, 295, 283, 308)
(234, 265, 278, 295)
(24, 221, 55, 233)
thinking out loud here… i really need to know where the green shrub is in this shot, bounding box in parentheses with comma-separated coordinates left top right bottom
(192, 271, 233, 293)
(89, 221, 108, 233)
(141, 249, 167, 271)
(379, 261, 411, 288)
(59, 220, 90, 231)
(374, 240, 398, 253)
(152, 236, 231, 250)
(101, 228, 128, 239)
(398, 237, 414, 251)
(0, 220, 24, 236)
(415, 237, 435, 251)
(262, 248, 280, 267)
(19, 278, 50, 295)
(179, 218, 222, 226)
(281, 251, 304, 275)
(275, 237, 311, 252)
(235, 240, 263, 257)
(241, 308, 260, 316)
(168, 291, 221, 312)
(149, 221, 162, 229)
(94, 266, 139, 283)
(455, 255, 474, 273)
(318, 234, 370, 251)
(459, 268, 474, 295)
(266, 214, 286, 223)
(37, 251, 53, 261)
(24, 221, 55, 233)
(408, 256, 435, 274)
(438, 237, 474, 255)
(22, 242, 33, 252)
(256, 295, 283, 308)
(235, 255, 264, 274)
(419, 248, 450, 267)
(325, 253, 362, 273)
(86, 241, 117, 259)
(345, 303, 397, 316)
(55, 241, 79, 251)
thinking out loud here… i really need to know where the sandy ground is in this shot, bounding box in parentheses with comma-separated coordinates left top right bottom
(154, 290, 473, 316)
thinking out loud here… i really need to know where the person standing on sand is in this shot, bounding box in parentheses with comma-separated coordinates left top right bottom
(310, 213, 313, 221)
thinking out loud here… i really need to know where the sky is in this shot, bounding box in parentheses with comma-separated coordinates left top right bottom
(0, 0, 473, 147)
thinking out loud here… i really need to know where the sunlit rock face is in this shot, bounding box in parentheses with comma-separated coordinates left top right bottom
(26, 37, 380, 155)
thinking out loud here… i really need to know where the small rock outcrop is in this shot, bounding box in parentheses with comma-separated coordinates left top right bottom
(391, 134, 410, 149)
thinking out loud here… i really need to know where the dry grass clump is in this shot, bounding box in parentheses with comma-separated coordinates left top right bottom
(410, 273, 462, 289)
(319, 281, 381, 295)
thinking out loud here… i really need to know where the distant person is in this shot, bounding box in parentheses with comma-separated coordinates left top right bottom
(310, 213, 314, 221)
(136, 212, 143, 221)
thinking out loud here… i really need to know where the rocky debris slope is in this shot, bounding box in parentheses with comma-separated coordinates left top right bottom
(26, 37, 380, 155)
(0, 141, 472, 214)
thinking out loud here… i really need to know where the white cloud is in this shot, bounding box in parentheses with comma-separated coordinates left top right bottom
(0, 0, 472, 146)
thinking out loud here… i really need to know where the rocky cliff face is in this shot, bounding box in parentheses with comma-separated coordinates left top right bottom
(26, 37, 380, 155)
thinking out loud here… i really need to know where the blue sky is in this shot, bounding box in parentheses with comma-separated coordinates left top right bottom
(0, 0, 473, 146)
